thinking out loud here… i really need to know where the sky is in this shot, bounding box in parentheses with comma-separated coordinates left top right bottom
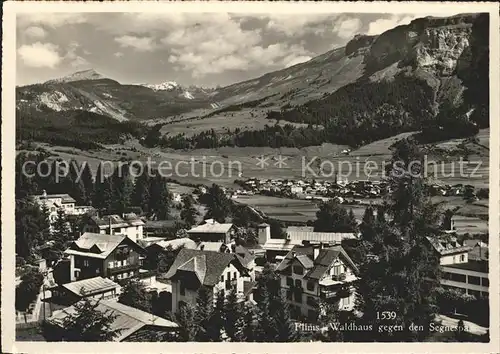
(16, 12, 457, 87)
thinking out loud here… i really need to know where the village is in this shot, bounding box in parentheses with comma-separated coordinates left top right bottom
(15, 184, 490, 342)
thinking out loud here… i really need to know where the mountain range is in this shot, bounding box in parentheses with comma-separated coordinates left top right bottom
(16, 13, 489, 149)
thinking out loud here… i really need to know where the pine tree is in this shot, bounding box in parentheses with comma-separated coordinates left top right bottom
(355, 137, 442, 341)
(207, 290, 225, 342)
(80, 162, 94, 205)
(273, 297, 298, 342)
(118, 279, 152, 313)
(111, 164, 134, 214)
(93, 163, 107, 209)
(176, 303, 198, 341)
(53, 207, 70, 250)
(223, 286, 243, 341)
(194, 286, 213, 341)
(241, 304, 256, 342)
(204, 184, 231, 223)
(180, 195, 198, 228)
(360, 206, 376, 243)
(68, 160, 87, 204)
(42, 297, 122, 341)
(132, 172, 151, 214)
(313, 200, 357, 232)
(149, 175, 171, 220)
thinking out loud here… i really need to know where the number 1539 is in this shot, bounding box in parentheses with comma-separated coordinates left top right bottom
(377, 311, 397, 320)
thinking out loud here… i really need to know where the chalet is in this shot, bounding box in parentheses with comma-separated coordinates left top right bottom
(50, 276, 120, 305)
(83, 213, 145, 243)
(64, 233, 146, 282)
(426, 236, 472, 265)
(276, 244, 359, 322)
(47, 299, 178, 342)
(163, 249, 250, 314)
(187, 220, 235, 243)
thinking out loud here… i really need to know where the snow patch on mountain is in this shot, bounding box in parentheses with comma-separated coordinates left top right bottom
(183, 91, 194, 100)
(39, 91, 70, 111)
(142, 81, 179, 91)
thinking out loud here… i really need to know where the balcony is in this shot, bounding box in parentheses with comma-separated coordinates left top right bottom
(108, 263, 140, 274)
(319, 273, 357, 287)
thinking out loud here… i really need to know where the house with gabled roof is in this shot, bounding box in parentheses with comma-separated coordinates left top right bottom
(64, 232, 146, 282)
(47, 299, 178, 342)
(187, 220, 235, 243)
(275, 244, 359, 322)
(162, 249, 251, 314)
(83, 213, 145, 243)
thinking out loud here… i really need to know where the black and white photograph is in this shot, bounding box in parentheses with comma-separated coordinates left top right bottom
(2, 1, 499, 352)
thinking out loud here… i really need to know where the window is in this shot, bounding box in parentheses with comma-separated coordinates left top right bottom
(468, 275, 481, 285)
(294, 279, 302, 289)
(116, 260, 122, 267)
(83, 259, 90, 267)
(108, 262, 114, 269)
(123, 259, 128, 266)
(286, 277, 294, 287)
(450, 273, 466, 283)
(96, 268, 100, 274)
(233, 272, 237, 280)
(332, 265, 341, 276)
(342, 296, 350, 307)
(129, 271, 134, 277)
(180, 281, 186, 296)
(220, 275, 224, 282)
(306, 296, 315, 306)
(460, 254, 466, 262)
(482, 278, 489, 287)
(117, 274, 122, 280)
(307, 281, 315, 291)
(286, 290, 292, 300)
(293, 265, 303, 275)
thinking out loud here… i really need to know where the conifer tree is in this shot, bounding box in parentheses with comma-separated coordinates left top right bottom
(274, 297, 298, 342)
(132, 172, 151, 214)
(180, 195, 198, 228)
(118, 279, 152, 313)
(111, 164, 134, 214)
(194, 286, 213, 341)
(223, 286, 243, 341)
(41, 297, 122, 341)
(204, 184, 231, 223)
(80, 162, 95, 205)
(207, 290, 225, 342)
(176, 303, 198, 341)
(68, 160, 87, 204)
(149, 175, 171, 220)
(53, 207, 70, 249)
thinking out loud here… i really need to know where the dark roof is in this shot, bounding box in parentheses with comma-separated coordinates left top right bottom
(305, 248, 342, 280)
(164, 249, 240, 286)
(443, 260, 488, 273)
(275, 245, 314, 272)
(233, 245, 255, 268)
(275, 245, 359, 280)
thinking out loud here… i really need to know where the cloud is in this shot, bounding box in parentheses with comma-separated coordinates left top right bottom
(115, 35, 156, 52)
(17, 42, 61, 68)
(283, 55, 312, 68)
(264, 14, 334, 36)
(64, 41, 89, 68)
(25, 26, 47, 39)
(17, 13, 87, 28)
(366, 15, 417, 35)
(334, 18, 362, 39)
(114, 52, 124, 58)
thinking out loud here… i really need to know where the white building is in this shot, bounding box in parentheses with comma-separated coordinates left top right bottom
(426, 236, 488, 299)
(83, 213, 145, 243)
(275, 244, 359, 322)
(163, 249, 253, 314)
(441, 260, 489, 299)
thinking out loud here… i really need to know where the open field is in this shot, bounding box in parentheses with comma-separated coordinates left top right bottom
(23, 129, 489, 191)
(159, 109, 310, 137)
